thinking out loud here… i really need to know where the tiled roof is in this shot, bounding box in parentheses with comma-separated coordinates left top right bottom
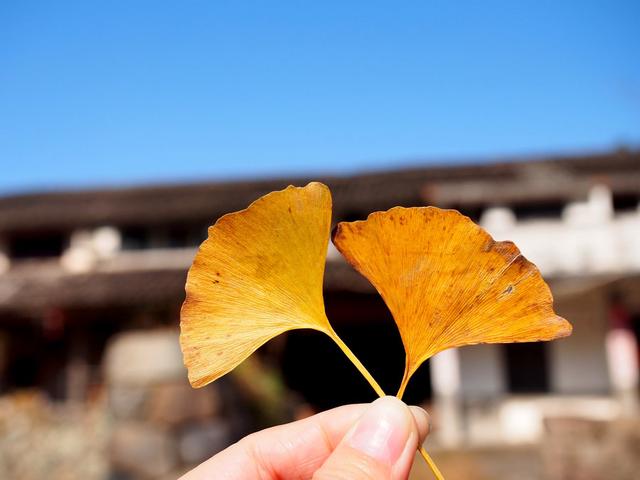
(0, 149, 637, 233)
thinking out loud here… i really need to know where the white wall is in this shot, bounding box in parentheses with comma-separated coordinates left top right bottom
(457, 291, 612, 398)
(459, 344, 506, 398)
(550, 289, 610, 394)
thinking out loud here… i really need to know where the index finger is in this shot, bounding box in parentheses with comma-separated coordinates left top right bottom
(180, 403, 369, 480)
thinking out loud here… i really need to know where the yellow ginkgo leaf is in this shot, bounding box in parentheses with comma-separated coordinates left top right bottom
(332, 206, 572, 396)
(180, 182, 335, 387)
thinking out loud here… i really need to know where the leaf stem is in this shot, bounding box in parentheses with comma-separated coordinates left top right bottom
(396, 362, 411, 399)
(419, 446, 445, 480)
(328, 330, 445, 480)
(328, 330, 385, 397)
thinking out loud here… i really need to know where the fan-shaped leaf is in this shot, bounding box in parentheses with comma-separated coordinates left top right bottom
(332, 206, 572, 392)
(180, 182, 333, 387)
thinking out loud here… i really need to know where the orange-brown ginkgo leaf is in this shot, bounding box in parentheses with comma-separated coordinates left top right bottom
(180, 182, 334, 387)
(332, 206, 572, 392)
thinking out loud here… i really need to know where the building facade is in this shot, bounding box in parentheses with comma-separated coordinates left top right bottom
(0, 149, 638, 455)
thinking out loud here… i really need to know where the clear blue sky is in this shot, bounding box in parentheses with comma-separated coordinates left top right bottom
(1, 1, 639, 194)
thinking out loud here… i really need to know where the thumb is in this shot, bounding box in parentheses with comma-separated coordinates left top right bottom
(312, 396, 430, 480)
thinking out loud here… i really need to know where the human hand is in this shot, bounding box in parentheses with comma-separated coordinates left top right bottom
(180, 396, 430, 480)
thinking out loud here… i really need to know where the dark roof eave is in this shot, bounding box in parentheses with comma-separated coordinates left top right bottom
(0, 149, 638, 233)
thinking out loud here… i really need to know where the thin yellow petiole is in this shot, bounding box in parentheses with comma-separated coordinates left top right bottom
(328, 329, 445, 480)
(328, 330, 385, 397)
(395, 362, 411, 399)
(418, 446, 445, 480)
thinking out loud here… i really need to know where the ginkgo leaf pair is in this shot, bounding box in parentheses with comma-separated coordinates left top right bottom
(180, 181, 571, 396)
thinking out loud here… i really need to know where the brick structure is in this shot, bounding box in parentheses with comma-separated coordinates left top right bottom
(104, 329, 238, 479)
(543, 417, 640, 480)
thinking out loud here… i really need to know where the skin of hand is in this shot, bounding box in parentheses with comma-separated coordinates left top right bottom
(180, 396, 430, 480)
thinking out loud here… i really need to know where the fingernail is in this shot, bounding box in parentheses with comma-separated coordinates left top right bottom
(409, 405, 431, 441)
(348, 396, 412, 465)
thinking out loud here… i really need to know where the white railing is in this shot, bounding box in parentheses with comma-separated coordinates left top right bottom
(481, 185, 640, 277)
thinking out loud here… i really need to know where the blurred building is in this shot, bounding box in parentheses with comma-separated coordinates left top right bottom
(0, 148, 639, 459)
